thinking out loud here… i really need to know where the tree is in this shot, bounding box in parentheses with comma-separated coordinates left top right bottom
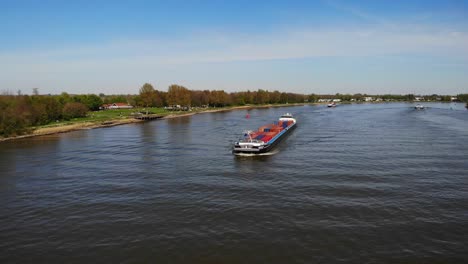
(62, 102, 88, 120)
(231, 92, 245, 105)
(208, 90, 230, 107)
(406, 94, 415, 101)
(270, 90, 281, 104)
(57, 92, 71, 106)
(255, 89, 269, 104)
(280, 92, 288, 104)
(103, 95, 127, 104)
(308, 94, 318, 103)
(190, 90, 210, 107)
(140, 83, 155, 94)
(82, 94, 103, 111)
(457, 94, 468, 102)
(139, 83, 162, 112)
(167, 84, 191, 107)
(44, 96, 62, 121)
(440, 95, 451, 102)
(30, 96, 49, 125)
(245, 90, 254, 104)
(0, 95, 32, 136)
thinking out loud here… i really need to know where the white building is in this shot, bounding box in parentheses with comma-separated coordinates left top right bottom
(105, 103, 133, 109)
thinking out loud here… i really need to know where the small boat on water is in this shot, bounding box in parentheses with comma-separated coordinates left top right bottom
(233, 113, 297, 154)
(414, 104, 425, 110)
(327, 102, 336, 107)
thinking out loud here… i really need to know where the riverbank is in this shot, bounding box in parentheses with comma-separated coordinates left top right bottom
(0, 103, 303, 142)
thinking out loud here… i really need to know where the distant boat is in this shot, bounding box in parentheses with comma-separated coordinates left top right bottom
(414, 104, 425, 110)
(327, 102, 336, 107)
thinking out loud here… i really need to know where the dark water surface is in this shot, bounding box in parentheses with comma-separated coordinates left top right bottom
(1, 103, 468, 263)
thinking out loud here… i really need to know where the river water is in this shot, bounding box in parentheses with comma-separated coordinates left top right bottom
(1, 103, 467, 263)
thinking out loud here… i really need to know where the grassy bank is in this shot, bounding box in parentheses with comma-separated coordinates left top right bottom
(36, 107, 169, 128)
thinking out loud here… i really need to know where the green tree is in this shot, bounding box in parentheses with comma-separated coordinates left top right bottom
(457, 94, 468, 102)
(0, 95, 33, 136)
(44, 96, 62, 121)
(280, 92, 288, 104)
(57, 92, 71, 106)
(270, 90, 281, 104)
(139, 83, 162, 111)
(209, 90, 230, 107)
(62, 102, 88, 120)
(255, 89, 269, 104)
(308, 94, 318, 103)
(83, 94, 103, 111)
(406, 94, 415, 101)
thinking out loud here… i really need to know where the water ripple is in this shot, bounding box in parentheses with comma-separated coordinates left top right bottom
(1, 103, 468, 263)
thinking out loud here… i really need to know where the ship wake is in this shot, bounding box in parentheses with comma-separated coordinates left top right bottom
(233, 149, 279, 157)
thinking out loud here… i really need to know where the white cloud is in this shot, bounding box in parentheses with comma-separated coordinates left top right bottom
(1, 24, 468, 94)
(2, 24, 468, 66)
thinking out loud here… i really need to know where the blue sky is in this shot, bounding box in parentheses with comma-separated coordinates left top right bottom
(1, 0, 468, 95)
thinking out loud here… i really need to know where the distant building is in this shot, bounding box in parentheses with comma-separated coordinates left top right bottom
(451, 97, 458, 101)
(414, 97, 424, 101)
(164, 105, 191, 111)
(364, 97, 373, 102)
(101, 103, 133, 109)
(332, 99, 341, 102)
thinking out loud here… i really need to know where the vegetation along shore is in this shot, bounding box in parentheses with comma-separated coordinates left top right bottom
(1, 83, 467, 141)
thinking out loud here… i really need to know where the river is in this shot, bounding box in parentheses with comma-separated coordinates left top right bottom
(1, 102, 467, 263)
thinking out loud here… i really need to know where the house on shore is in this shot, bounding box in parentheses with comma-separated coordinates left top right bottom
(101, 103, 134, 110)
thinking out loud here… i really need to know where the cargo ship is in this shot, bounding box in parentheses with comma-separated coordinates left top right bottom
(233, 113, 297, 154)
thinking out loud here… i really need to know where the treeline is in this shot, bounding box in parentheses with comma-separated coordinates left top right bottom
(0, 93, 104, 137)
(458, 94, 468, 109)
(0, 85, 307, 137)
(2, 84, 468, 137)
(132, 83, 307, 108)
(310, 93, 460, 102)
(457, 94, 468, 103)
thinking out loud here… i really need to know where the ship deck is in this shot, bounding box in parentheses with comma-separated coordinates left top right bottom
(246, 120, 295, 144)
